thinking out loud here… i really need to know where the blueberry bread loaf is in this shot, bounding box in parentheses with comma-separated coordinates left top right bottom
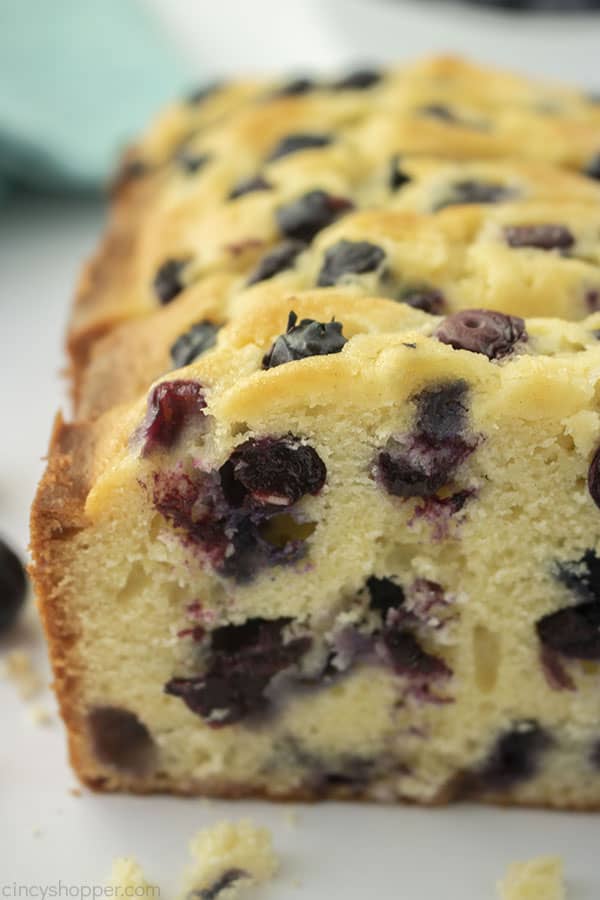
(31, 57, 600, 807)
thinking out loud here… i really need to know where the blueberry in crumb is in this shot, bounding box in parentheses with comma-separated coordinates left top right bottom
(246, 240, 305, 285)
(267, 133, 332, 163)
(153, 258, 189, 304)
(262, 310, 347, 369)
(165, 618, 311, 725)
(503, 224, 574, 251)
(367, 576, 405, 618)
(141, 380, 206, 455)
(223, 436, 326, 507)
(433, 180, 516, 211)
(473, 722, 551, 791)
(0, 538, 27, 633)
(536, 601, 600, 660)
(228, 175, 272, 201)
(332, 68, 381, 90)
(380, 622, 450, 679)
(317, 239, 386, 287)
(557, 548, 600, 600)
(170, 321, 221, 368)
(435, 309, 526, 360)
(89, 706, 156, 773)
(398, 285, 446, 315)
(389, 155, 411, 191)
(199, 869, 249, 900)
(174, 149, 211, 174)
(415, 381, 469, 441)
(588, 446, 600, 509)
(274, 77, 315, 96)
(276, 190, 354, 243)
(584, 153, 600, 181)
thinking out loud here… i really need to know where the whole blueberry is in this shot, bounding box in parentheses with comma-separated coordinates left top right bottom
(366, 576, 405, 618)
(0, 539, 27, 633)
(222, 436, 326, 507)
(433, 180, 516, 211)
(263, 311, 347, 368)
(276, 190, 354, 243)
(89, 706, 155, 773)
(398, 285, 446, 315)
(246, 240, 305, 286)
(474, 722, 551, 791)
(536, 602, 600, 659)
(435, 309, 526, 360)
(141, 380, 206, 455)
(317, 239, 386, 287)
(267, 133, 333, 163)
(153, 258, 189, 305)
(503, 224, 574, 251)
(588, 446, 600, 509)
(170, 321, 221, 368)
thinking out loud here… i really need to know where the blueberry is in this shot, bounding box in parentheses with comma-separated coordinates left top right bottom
(332, 68, 381, 90)
(274, 77, 315, 96)
(433, 180, 516, 211)
(247, 240, 305, 286)
(389, 155, 411, 191)
(584, 153, 600, 181)
(170, 321, 221, 368)
(0, 539, 27, 633)
(435, 309, 526, 360)
(174, 149, 211, 174)
(186, 81, 221, 104)
(199, 870, 248, 900)
(415, 381, 469, 442)
(588, 446, 600, 509)
(317, 239, 386, 287)
(366, 576, 405, 618)
(557, 549, 600, 600)
(276, 190, 354, 243)
(536, 602, 600, 660)
(378, 433, 476, 498)
(222, 436, 326, 507)
(591, 742, 600, 770)
(228, 174, 272, 200)
(165, 618, 311, 725)
(263, 310, 347, 369)
(267, 133, 332, 163)
(398, 285, 446, 315)
(503, 224, 574, 251)
(88, 707, 155, 773)
(153, 258, 189, 304)
(141, 380, 206, 455)
(474, 722, 551, 791)
(380, 623, 450, 679)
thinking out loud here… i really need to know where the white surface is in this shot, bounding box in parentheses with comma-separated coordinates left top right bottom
(2, 0, 600, 894)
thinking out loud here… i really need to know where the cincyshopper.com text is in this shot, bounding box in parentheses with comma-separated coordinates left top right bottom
(1, 885, 159, 899)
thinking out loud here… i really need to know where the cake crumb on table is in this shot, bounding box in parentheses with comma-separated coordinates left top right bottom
(2, 650, 42, 699)
(108, 857, 157, 894)
(497, 856, 565, 900)
(27, 702, 52, 726)
(179, 820, 278, 899)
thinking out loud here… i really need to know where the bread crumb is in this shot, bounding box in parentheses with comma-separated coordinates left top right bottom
(180, 820, 277, 899)
(28, 703, 52, 726)
(498, 856, 565, 900)
(2, 650, 42, 699)
(108, 857, 157, 894)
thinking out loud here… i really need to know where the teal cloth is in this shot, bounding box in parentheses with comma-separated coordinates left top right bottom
(0, 0, 190, 198)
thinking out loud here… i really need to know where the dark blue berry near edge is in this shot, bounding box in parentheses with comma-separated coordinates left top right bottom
(276, 190, 354, 243)
(433, 180, 516, 211)
(170, 321, 221, 368)
(380, 623, 450, 679)
(317, 239, 386, 287)
(536, 603, 600, 660)
(367, 576, 405, 618)
(274, 77, 315, 96)
(389, 155, 411, 192)
(174, 149, 211, 174)
(398, 285, 446, 315)
(141, 380, 206, 455)
(0, 539, 26, 633)
(584, 154, 600, 181)
(199, 870, 249, 900)
(472, 722, 551, 792)
(332, 68, 381, 90)
(588, 446, 600, 509)
(557, 549, 600, 600)
(267, 133, 332, 163)
(416, 381, 469, 441)
(165, 618, 311, 725)
(222, 436, 326, 507)
(435, 309, 526, 360)
(246, 240, 305, 286)
(153, 258, 189, 304)
(89, 706, 155, 773)
(262, 311, 347, 368)
(503, 224, 574, 251)
(228, 174, 272, 201)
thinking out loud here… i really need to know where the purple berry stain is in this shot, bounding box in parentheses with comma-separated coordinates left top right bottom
(140, 381, 206, 455)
